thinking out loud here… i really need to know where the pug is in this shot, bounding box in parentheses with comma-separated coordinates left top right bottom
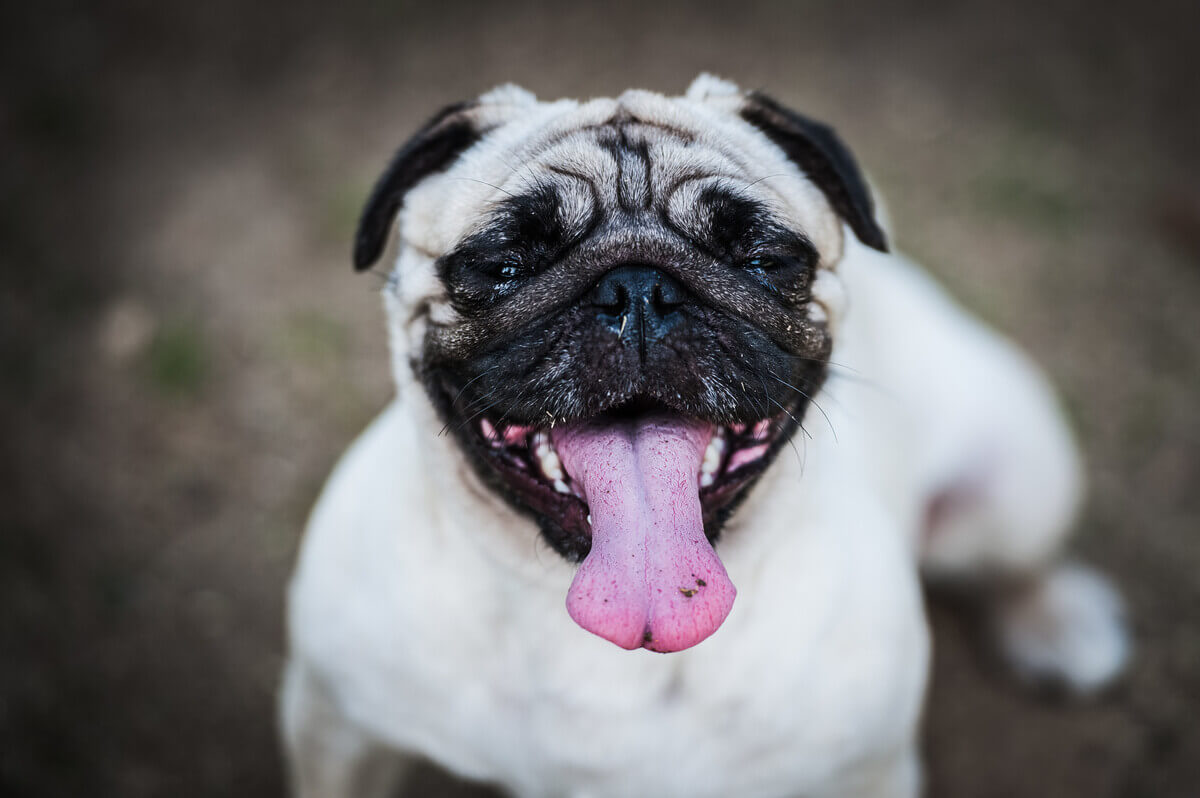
(281, 75, 1129, 798)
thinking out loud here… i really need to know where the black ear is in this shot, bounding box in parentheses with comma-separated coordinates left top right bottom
(353, 101, 482, 271)
(740, 92, 887, 252)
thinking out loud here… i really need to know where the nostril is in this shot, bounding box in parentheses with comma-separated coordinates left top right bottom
(592, 281, 628, 315)
(652, 281, 685, 316)
(609, 285, 629, 314)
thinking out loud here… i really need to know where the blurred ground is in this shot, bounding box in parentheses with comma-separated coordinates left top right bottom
(2, 1, 1199, 796)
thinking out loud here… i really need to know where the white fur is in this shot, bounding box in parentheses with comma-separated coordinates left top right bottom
(993, 561, 1130, 693)
(283, 79, 1127, 798)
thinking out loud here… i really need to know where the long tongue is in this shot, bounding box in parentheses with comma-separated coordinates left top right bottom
(551, 414, 736, 652)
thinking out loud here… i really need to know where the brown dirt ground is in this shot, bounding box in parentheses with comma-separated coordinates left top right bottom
(3, 1, 1199, 796)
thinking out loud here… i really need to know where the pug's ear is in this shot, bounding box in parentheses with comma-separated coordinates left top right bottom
(739, 92, 888, 252)
(353, 101, 482, 271)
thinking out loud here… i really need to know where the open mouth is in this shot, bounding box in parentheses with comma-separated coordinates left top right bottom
(473, 412, 787, 534)
(448, 387, 803, 653)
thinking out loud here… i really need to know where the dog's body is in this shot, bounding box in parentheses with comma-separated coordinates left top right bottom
(282, 77, 1128, 798)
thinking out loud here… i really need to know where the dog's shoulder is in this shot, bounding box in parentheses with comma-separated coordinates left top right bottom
(287, 403, 444, 660)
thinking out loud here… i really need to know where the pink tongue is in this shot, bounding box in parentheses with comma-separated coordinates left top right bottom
(551, 414, 736, 652)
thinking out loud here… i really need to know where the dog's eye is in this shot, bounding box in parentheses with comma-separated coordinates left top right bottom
(743, 255, 790, 272)
(483, 254, 526, 283)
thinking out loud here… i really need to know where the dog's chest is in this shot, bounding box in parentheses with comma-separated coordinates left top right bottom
(294, 402, 929, 797)
(321, 528, 927, 798)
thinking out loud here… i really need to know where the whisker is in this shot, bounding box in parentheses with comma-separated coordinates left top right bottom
(450, 365, 503, 408)
(494, 154, 541, 189)
(782, 352, 864, 375)
(451, 177, 515, 198)
(455, 394, 510, 434)
(745, 172, 788, 189)
(822, 368, 898, 402)
(361, 266, 395, 294)
(786, 425, 808, 475)
(460, 386, 503, 417)
(440, 384, 501, 437)
(738, 380, 769, 419)
(765, 372, 837, 443)
(759, 374, 811, 441)
(765, 377, 810, 473)
(493, 382, 537, 432)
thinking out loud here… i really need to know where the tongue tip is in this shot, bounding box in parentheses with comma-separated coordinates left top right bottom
(642, 583, 737, 652)
(565, 605, 645, 650)
(567, 577, 737, 653)
(568, 617, 734, 653)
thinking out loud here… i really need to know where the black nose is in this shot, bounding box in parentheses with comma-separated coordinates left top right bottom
(589, 265, 687, 361)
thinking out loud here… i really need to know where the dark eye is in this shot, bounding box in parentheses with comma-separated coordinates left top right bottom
(743, 254, 786, 271)
(485, 253, 525, 282)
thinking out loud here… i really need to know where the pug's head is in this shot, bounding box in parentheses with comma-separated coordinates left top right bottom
(354, 75, 886, 653)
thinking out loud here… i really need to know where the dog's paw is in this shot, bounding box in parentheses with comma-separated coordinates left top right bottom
(992, 561, 1131, 695)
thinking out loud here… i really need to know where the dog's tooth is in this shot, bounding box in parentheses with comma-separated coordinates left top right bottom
(702, 433, 725, 471)
(480, 418, 497, 442)
(541, 457, 564, 482)
(586, 514, 592, 525)
(529, 432, 567, 482)
(699, 431, 723, 487)
(540, 457, 563, 481)
(537, 441, 565, 482)
(553, 479, 570, 494)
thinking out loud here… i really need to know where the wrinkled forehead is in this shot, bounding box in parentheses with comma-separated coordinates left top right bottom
(398, 91, 843, 263)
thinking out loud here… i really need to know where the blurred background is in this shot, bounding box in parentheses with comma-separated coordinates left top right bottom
(2, 0, 1198, 795)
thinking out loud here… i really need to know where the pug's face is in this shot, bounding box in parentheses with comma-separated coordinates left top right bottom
(355, 76, 886, 653)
